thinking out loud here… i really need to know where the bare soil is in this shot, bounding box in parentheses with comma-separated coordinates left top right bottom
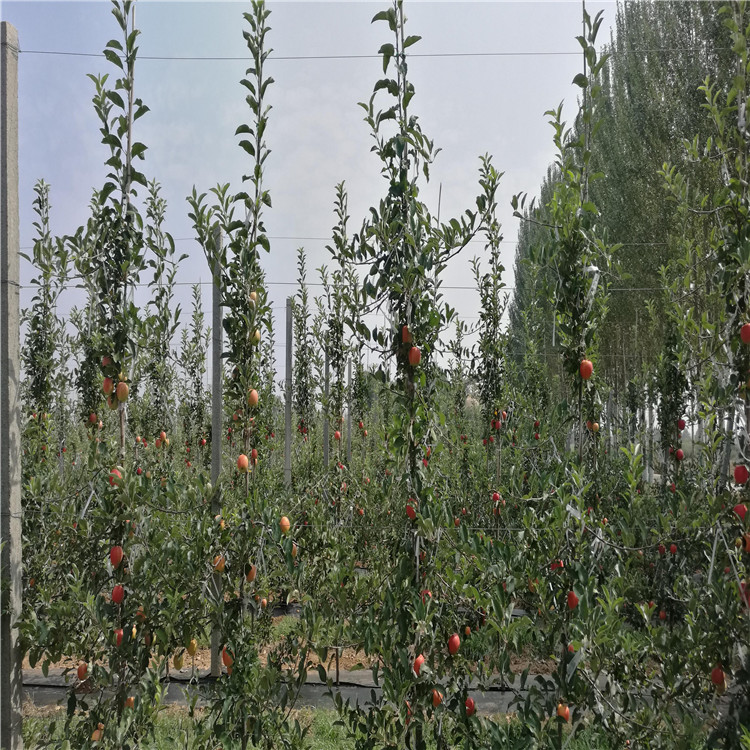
(22, 615, 555, 680)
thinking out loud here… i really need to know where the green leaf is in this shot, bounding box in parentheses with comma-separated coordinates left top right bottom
(378, 43, 395, 74)
(572, 73, 588, 89)
(131, 142, 147, 159)
(103, 49, 124, 71)
(100, 182, 117, 203)
(102, 133, 121, 150)
(130, 170, 148, 187)
(403, 35, 421, 49)
(106, 90, 125, 109)
(566, 649, 584, 682)
(238, 140, 256, 157)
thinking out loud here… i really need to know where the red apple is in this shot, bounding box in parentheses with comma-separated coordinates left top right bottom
(413, 653, 425, 676)
(742, 323, 750, 344)
(734, 503, 748, 521)
(110, 545, 123, 569)
(567, 591, 579, 610)
(465, 697, 475, 716)
(408, 346, 421, 367)
(579, 359, 593, 380)
(675, 448, 684, 461)
(112, 584, 124, 604)
(448, 633, 460, 655)
(736, 466, 749, 485)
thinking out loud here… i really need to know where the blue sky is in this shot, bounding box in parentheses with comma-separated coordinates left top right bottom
(3, 0, 616, 381)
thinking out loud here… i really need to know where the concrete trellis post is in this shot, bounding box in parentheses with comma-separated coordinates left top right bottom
(346, 360, 352, 465)
(1, 21, 23, 750)
(323, 352, 330, 469)
(210, 225, 222, 679)
(284, 297, 292, 489)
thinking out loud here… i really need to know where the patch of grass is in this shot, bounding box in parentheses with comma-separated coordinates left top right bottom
(309, 710, 355, 750)
(272, 615, 299, 640)
(22, 706, 704, 749)
(150, 707, 200, 748)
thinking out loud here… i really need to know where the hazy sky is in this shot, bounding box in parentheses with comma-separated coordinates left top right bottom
(3, 0, 617, 382)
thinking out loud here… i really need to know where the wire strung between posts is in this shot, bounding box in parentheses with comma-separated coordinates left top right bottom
(18, 47, 729, 62)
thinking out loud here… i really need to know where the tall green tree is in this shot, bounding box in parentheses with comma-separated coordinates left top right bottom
(509, 1, 733, 402)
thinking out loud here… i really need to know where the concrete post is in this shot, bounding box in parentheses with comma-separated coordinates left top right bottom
(323, 351, 329, 469)
(1, 21, 23, 750)
(284, 297, 292, 489)
(210, 225, 222, 678)
(346, 360, 352, 465)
